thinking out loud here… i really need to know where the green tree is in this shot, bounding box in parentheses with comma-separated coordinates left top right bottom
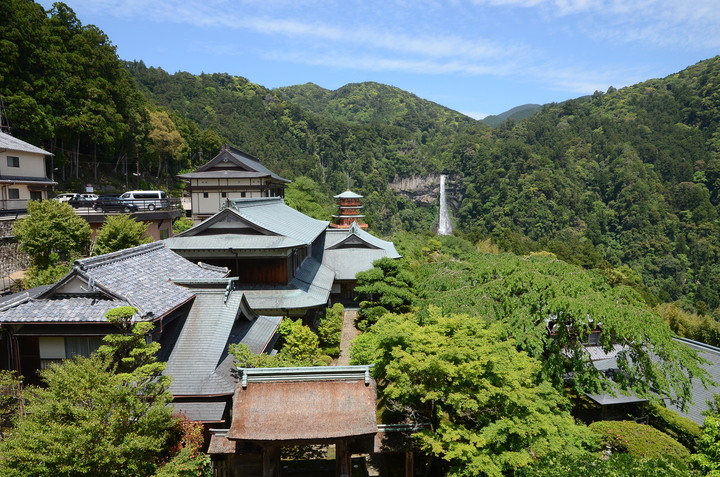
(284, 176, 334, 220)
(355, 257, 416, 329)
(351, 307, 595, 476)
(13, 200, 91, 286)
(93, 214, 151, 256)
(147, 109, 186, 178)
(0, 307, 176, 476)
(415, 243, 709, 407)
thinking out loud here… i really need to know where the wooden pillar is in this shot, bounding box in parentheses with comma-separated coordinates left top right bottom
(405, 450, 414, 477)
(335, 440, 352, 477)
(262, 444, 281, 477)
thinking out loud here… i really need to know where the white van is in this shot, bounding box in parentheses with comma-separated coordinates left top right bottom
(119, 190, 168, 210)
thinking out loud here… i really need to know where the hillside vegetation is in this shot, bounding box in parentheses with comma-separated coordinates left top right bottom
(4, 0, 720, 312)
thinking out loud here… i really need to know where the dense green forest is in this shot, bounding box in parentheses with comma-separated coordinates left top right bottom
(4, 0, 720, 314)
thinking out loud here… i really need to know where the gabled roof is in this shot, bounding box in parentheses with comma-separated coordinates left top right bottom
(177, 144, 290, 183)
(0, 242, 229, 324)
(0, 131, 51, 156)
(323, 223, 401, 280)
(168, 198, 329, 248)
(162, 281, 281, 398)
(227, 366, 377, 441)
(0, 176, 57, 185)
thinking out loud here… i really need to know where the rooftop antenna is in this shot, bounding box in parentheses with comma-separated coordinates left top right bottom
(0, 95, 10, 134)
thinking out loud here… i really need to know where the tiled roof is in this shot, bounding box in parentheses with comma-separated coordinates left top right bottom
(164, 285, 281, 397)
(668, 338, 720, 424)
(0, 243, 229, 325)
(0, 294, 130, 323)
(171, 199, 328, 247)
(74, 242, 228, 319)
(188, 144, 290, 183)
(0, 176, 56, 184)
(165, 233, 303, 251)
(227, 198, 329, 245)
(324, 223, 400, 255)
(240, 257, 334, 312)
(333, 190, 363, 199)
(0, 131, 51, 155)
(323, 225, 401, 280)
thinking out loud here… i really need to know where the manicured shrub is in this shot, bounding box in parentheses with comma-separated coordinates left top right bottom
(589, 420, 690, 461)
(645, 402, 701, 452)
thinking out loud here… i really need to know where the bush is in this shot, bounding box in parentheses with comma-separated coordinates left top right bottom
(317, 303, 344, 350)
(645, 402, 701, 452)
(589, 420, 690, 461)
(519, 452, 696, 477)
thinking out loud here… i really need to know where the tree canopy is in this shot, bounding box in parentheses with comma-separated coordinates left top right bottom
(93, 214, 151, 256)
(351, 307, 596, 476)
(0, 307, 177, 476)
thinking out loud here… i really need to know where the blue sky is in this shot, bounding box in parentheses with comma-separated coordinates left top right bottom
(37, 0, 720, 119)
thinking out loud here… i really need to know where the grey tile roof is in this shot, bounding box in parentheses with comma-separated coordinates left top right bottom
(323, 225, 401, 280)
(188, 144, 290, 183)
(227, 198, 328, 245)
(165, 233, 303, 251)
(668, 338, 720, 424)
(0, 131, 51, 155)
(323, 249, 398, 281)
(74, 242, 228, 319)
(0, 242, 229, 325)
(164, 286, 281, 397)
(324, 223, 400, 256)
(0, 176, 56, 184)
(171, 199, 328, 248)
(0, 294, 130, 323)
(171, 401, 227, 422)
(334, 190, 364, 199)
(240, 257, 334, 312)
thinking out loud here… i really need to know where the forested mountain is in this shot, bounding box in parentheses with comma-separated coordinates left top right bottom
(481, 103, 542, 127)
(5, 0, 720, 313)
(273, 81, 477, 130)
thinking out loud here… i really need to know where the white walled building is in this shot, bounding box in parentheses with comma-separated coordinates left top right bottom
(0, 131, 56, 209)
(177, 145, 290, 222)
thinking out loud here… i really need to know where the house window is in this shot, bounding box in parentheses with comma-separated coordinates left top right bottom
(7, 156, 19, 168)
(159, 228, 169, 240)
(221, 192, 227, 198)
(30, 191, 42, 201)
(203, 192, 209, 198)
(8, 188, 19, 200)
(39, 336, 104, 368)
(240, 192, 246, 198)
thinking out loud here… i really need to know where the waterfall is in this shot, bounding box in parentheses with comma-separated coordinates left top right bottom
(438, 174, 452, 235)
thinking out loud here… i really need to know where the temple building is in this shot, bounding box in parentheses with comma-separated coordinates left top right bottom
(330, 190, 368, 230)
(177, 145, 290, 222)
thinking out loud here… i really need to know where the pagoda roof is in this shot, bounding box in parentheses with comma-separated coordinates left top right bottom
(334, 190, 363, 199)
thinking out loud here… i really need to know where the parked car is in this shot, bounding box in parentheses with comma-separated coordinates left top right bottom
(92, 195, 120, 211)
(68, 193, 98, 208)
(118, 190, 168, 210)
(94, 197, 139, 213)
(54, 193, 79, 203)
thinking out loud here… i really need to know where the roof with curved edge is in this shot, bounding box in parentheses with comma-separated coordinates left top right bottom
(170, 198, 329, 247)
(333, 190, 363, 199)
(179, 144, 290, 183)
